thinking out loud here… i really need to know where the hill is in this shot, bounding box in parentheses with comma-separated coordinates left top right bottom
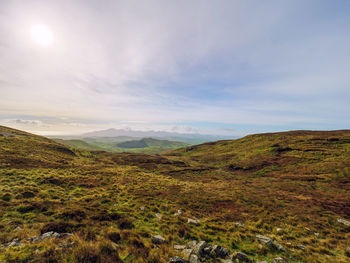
(116, 138, 188, 149)
(54, 137, 189, 154)
(0, 126, 349, 263)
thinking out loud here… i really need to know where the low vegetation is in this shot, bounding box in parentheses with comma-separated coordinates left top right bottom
(0, 126, 349, 262)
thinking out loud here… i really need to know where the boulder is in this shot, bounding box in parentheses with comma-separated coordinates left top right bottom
(152, 235, 165, 244)
(232, 251, 251, 262)
(174, 244, 187, 250)
(187, 218, 200, 225)
(192, 240, 207, 256)
(169, 256, 188, 263)
(182, 249, 193, 260)
(187, 240, 197, 248)
(189, 254, 199, 263)
(272, 257, 288, 263)
(210, 245, 229, 258)
(256, 235, 273, 246)
(337, 218, 350, 227)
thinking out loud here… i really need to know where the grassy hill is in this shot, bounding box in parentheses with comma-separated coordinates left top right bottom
(0, 126, 349, 262)
(54, 137, 189, 154)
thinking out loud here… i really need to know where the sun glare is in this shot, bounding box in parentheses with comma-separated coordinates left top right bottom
(30, 24, 53, 46)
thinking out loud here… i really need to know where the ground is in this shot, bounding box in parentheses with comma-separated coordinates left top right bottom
(0, 126, 349, 262)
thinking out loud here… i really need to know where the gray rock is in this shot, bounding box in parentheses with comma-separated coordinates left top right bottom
(272, 240, 286, 252)
(337, 218, 350, 227)
(232, 251, 251, 262)
(169, 256, 189, 263)
(187, 240, 197, 248)
(155, 213, 162, 220)
(272, 257, 288, 263)
(203, 244, 213, 255)
(174, 210, 182, 216)
(152, 235, 165, 244)
(236, 222, 244, 227)
(174, 244, 187, 250)
(256, 234, 273, 246)
(139, 206, 145, 211)
(256, 261, 268, 263)
(256, 234, 285, 251)
(210, 245, 229, 258)
(182, 249, 193, 260)
(297, 244, 306, 250)
(2, 239, 24, 248)
(187, 218, 200, 224)
(192, 240, 207, 256)
(189, 254, 199, 263)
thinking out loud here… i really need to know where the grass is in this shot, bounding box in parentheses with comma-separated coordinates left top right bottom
(0, 126, 349, 262)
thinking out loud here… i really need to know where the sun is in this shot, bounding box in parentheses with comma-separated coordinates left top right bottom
(30, 24, 53, 46)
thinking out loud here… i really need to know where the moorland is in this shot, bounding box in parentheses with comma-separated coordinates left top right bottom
(0, 125, 349, 263)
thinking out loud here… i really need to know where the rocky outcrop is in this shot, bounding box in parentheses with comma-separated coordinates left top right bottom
(152, 235, 165, 244)
(256, 234, 285, 251)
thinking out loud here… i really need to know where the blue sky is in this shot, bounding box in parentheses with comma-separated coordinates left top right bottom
(0, 0, 349, 136)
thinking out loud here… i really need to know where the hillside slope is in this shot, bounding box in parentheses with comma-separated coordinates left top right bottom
(0, 127, 349, 263)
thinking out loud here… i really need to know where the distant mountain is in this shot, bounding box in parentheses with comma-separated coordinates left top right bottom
(81, 128, 234, 144)
(116, 138, 188, 149)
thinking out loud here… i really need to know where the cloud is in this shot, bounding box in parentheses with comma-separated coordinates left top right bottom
(0, 0, 349, 135)
(4, 119, 44, 126)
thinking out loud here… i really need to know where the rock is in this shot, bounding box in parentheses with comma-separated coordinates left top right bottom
(187, 218, 200, 224)
(155, 213, 162, 220)
(192, 240, 207, 256)
(256, 261, 268, 263)
(187, 240, 197, 248)
(272, 240, 286, 252)
(169, 256, 188, 263)
(297, 244, 306, 250)
(182, 248, 193, 260)
(256, 234, 285, 251)
(174, 244, 187, 250)
(221, 260, 233, 263)
(189, 254, 199, 263)
(210, 245, 229, 258)
(14, 226, 22, 231)
(152, 235, 165, 244)
(256, 234, 273, 246)
(236, 222, 244, 228)
(276, 227, 282, 232)
(58, 241, 74, 248)
(2, 239, 24, 248)
(232, 251, 251, 262)
(337, 218, 350, 227)
(203, 244, 213, 255)
(174, 210, 182, 216)
(272, 257, 288, 263)
(314, 232, 319, 237)
(139, 206, 145, 211)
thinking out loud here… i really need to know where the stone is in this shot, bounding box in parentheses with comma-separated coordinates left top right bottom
(256, 234, 273, 246)
(152, 235, 165, 244)
(210, 245, 229, 258)
(139, 206, 145, 211)
(272, 240, 286, 252)
(187, 218, 200, 224)
(155, 213, 162, 220)
(236, 222, 244, 227)
(337, 218, 350, 227)
(169, 256, 188, 263)
(182, 249, 193, 260)
(189, 254, 199, 263)
(276, 227, 282, 232)
(174, 244, 187, 250)
(272, 257, 288, 263)
(187, 240, 197, 248)
(192, 240, 207, 256)
(203, 244, 213, 255)
(232, 251, 251, 262)
(314, 232, 319, 237)
(256, 261, 268, 263)
(297, 244, 306, 250)
(174, 210, 182, 216)
(14, 226, 22, 231)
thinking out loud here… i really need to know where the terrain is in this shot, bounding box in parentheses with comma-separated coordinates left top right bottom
(53, 137, 189, 154)
(0, 125, 349, 263)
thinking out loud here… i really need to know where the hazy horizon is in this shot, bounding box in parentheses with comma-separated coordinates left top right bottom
(1, 0, 349, 136)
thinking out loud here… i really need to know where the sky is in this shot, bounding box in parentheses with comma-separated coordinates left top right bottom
(0, 0, 349, 136)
